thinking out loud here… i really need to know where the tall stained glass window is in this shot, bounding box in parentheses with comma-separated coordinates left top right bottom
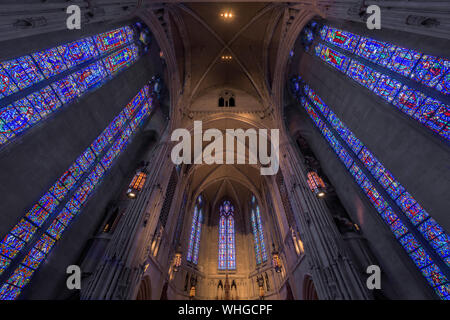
(250, 195, 267, 265)
(314, 32, 450, 142)
(186, 195, 203, 265)
(0, 80, 158, 300)
(0, 25, 141, 149)
(291, 77, 450, 300)
(218, 200, 236, 270)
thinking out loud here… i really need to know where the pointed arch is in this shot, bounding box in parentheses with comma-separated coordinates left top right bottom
(187, 194, 204, 264)
(250, 194, 268, 265)
(218, 200, 236, 270)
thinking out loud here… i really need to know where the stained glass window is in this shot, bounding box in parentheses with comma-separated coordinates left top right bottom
(187, 195, 203, 265)
(0, 67, 19, 98)
(94, 26, 134, 54)
(218, 200, 236, 270)
(103, 45, 139, 75)
(0, 83, 156, 300)
(293, 78, 449, 300)
(250, 195, 267, 265)
(1, 56, 44, 90)
(316, 28, 450, 141)
(315, 43, 350, 72)
(32, 48, 68, 78)
(57, 38, 98, 69)
(323, 27, 360, 52)
(0, 25, 139, 149)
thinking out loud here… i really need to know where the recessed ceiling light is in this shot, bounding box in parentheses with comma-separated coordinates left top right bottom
(220, 11, 233, 19)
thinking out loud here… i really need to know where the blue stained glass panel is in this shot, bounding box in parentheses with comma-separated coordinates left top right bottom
(424, 102, 449, 134)
(7, 265, 34, 288)
(25, 88, 59, 120)
(405, 203, 429, 226)
(420, 264, 448, 287)
(56, 207, 76, 226)
(101, 147, 116, 170)
(385, 181, 405, 201)
(0, 284, 21, 300)
(418, 219, 445, 241)
(0, 67, 19, 98)
(94, 27, 134, 54)
(430, 234, 449, 251)
(1, 57, 43, 90)
(65, 198, 81, 214)
(32, 48, 67, 78)
(387, 47, 421, 77)
(76, 148, 96, 171)
(103, 45, 138, 75)
(409, 247, 433, 269)
(58, 169, 76, 192)
(393, 86, 426, 116)
(21, 248, 45, 270)
(389, 219, 408, 238)
(435, 284, 450, 299)
(25, 204, 50, 227)
(37, 192, 59, 214)
(187, 206, 198, 262)
(13, 97, 42, 129)
(46, 219, 66, 240)
(324, 28, 360, 52)
(91, 133, 109, 156)
(319, 25, 328, 40)
(398, 233, 421, 253)
(395, 192, 416, 212)
(10, 219, 37, 242)
(373, 74, 402, 102)
(72, 61, 108, 92)
(72, 182, 89, 206)
(51, 75, 80, 103)
(355, 37, 393, 67)
(346, 60, 381, 90)
(57, 38, 98, 69)
(411, 55, 449, 88)
(0, 256, 11, 275)
(315, 44, 350, 72)
(0, 234, 25, 258)
(88, 163, 105, 186)
(380, 207, 399, 225)
(0, 105, 30, 134)
(68, 162, 83, 181)
(436, 70, 449, 95)
(33, 234, 55, 255)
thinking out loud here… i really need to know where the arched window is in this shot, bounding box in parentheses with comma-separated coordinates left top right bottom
(187, 195, 203, 264)
(218, 200, 236, 270)
(250, 195, 267, 264)
(218, 91, 236, 108)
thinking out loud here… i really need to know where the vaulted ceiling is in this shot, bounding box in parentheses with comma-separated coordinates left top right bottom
(139, 1, 319, 122)
(139, 2, 318, 203)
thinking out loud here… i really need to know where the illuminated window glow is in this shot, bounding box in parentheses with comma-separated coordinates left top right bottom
(0, 81, 157, 300)
(314, 42, 449, 141)
(250, 195, 267, 265)
(292, 78, 450, 300)
(187, 195, 203, 265)
(218, 200, 236, 270)
(0, 26, 139, 149)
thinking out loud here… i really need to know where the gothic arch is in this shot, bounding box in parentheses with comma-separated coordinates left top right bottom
(302, 275, 319, 300)
(136, 276, 152, 300)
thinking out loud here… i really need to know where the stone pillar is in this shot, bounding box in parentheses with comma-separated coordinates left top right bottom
(277, 133, 370, 299)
